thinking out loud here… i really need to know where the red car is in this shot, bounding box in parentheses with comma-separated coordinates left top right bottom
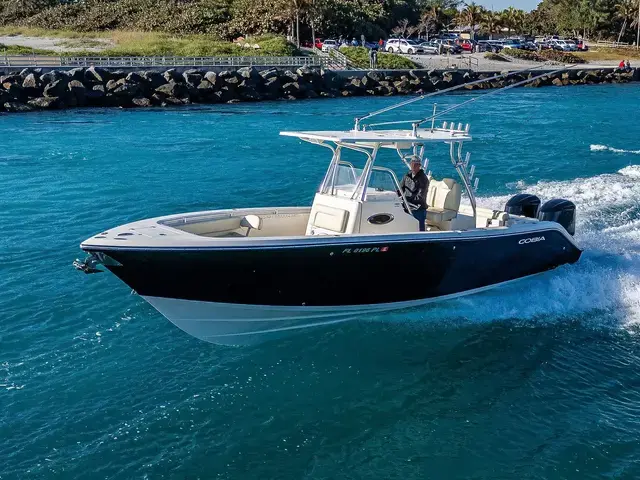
(575, 39, 589, 51)
(456, 39, 475, 51)
(314, 38, 324, 49)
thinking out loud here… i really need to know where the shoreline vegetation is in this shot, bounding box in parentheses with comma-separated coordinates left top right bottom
(1, 65, 638, 113)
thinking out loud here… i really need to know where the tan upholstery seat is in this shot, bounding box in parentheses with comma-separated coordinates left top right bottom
(240, 214, 263, 236)
(426, 178, 462, 224)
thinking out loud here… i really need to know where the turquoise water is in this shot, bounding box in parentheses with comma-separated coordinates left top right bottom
(3, 85, 640, 479)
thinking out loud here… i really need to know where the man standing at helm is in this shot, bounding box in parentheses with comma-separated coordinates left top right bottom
(400, 156, 429, 231)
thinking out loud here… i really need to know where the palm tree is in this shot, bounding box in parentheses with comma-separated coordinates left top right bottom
(456, 2, 485, 39)
(501, 7, 526, 35)
(616, 0, 636, 43)
(481, 10, 501, 39)
(420, 4, 447, 38)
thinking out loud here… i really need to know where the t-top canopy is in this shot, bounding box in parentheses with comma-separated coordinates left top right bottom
(280, 125, 471, 148)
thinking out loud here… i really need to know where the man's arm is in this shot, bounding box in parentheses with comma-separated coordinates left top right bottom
(413, 175, 429, 207)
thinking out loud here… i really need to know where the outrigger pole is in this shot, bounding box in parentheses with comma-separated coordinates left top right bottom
(353, 63, 575, 131)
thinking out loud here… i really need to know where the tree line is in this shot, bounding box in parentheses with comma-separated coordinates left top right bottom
(1, 0, 639, 44)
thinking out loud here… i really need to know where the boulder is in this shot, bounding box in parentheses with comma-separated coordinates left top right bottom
(366, 71, 385, 82)
(1, 74, 22, 84)
(196, 80, 215, 95)
(28, 96, 63, 109)
(260, 68, 279, 80)
(85, 66, 109, 84)
(238, 66, 262, 80)
(262, 76, 281, 98)
(282, 81, 303, 97)
(239, 86, 261, 101)
(132, 96, 152, 107)
(150, 93, 166, 106)
(66, 67, 86, 82)
(3, 102, 33, 113)
(163, 69, 182, 83)
(93, 84, 106, 94)
(19, 68, 35, 78)
(155, 81, 188, 98)
(22, 73, 41, 89)
(112, 82, 140, 97)
(183, 71, 203, 86)
(214, 86, 235, 103)
(44, 78, 69, 98)
(125, 72, 145, 84)
(22, 74, 43, 97)
(68, 80, 87, 105)
(224, 75, 240, 86)
(552, 77, 564, 87)
(164, 96, 191, 105)
(141, 71, 166, 89)
(282, 70, 299, 82)
(4, 82, 25, 101)
(85, 88, 106, 105)
(106, 79, 119, 92)
(204, 71, 220, 87)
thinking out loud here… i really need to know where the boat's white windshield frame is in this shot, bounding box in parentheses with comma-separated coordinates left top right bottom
(282, 125, 479, 217)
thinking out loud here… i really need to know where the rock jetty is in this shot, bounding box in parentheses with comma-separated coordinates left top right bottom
(1, 66, 638, 113)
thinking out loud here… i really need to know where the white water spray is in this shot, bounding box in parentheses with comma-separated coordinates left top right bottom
(406, 164, 640, 329)
(590, 144, 640, 155)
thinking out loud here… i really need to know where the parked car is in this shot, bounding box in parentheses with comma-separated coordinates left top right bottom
(385, 38, 425, 54)
(321, 39, 339, 52)
(521, 41, 538, 51)
(419, 41, 441, 55)
(476, 40, 498, 53)
(457, 39, 475, 51)
(430, 38, 462, 54)
(314, 38, 324, 49)
(549, 39, 576, 51)
(363, 41, 380, 50)
(500, 39, 523, 50)
(568, 38, 588, 51)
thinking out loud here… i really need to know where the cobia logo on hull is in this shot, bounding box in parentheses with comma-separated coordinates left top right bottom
(518, 236, 545, 245)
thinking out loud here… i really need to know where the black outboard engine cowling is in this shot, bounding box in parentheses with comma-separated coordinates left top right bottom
(537, 199, 577, 236)
(505, 193, 541, 218)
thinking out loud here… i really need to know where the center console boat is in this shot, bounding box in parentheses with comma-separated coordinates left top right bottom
(74, 68, 582, 345)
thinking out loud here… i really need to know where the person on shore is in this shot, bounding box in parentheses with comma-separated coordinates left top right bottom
(626, 60, 632, 71)
(619, 59, 626, 70)
(351, 37, 359, 47)
(400, 157, 429, 232)
(369, 48, 378, 69)
(378, 38, 384, 48)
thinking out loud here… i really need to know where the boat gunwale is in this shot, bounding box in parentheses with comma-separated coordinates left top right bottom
(81, 221, 581, 253)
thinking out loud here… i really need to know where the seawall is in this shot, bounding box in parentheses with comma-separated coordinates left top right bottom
(1, 66, 638, 113)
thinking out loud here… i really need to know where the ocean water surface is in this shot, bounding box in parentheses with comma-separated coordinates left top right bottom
(2, 84, 640, 479)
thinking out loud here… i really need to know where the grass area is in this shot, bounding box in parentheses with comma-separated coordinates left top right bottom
(504, 48, 587, 64)
(339, 46, 418, 70)
(575, 47, 640, 62)
(0, 42, 56, 55)
(484, 52, 510, 62)
(0, 27, 296, 57)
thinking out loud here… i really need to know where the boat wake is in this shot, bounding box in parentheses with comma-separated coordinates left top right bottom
(407, 164, 640, 330)
(590, 144, 640, 155)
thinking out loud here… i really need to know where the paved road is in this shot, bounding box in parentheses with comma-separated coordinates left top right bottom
(401, 51, 620, 71)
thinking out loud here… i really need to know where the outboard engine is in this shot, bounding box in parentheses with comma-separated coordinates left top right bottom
(504, 193, 541, 219)
(537, 199, 576, 236)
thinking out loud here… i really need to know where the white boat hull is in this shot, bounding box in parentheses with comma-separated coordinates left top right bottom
(142, 275, 541, 345)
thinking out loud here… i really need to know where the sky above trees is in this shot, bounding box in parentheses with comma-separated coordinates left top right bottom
(477, 0, 539, 11)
